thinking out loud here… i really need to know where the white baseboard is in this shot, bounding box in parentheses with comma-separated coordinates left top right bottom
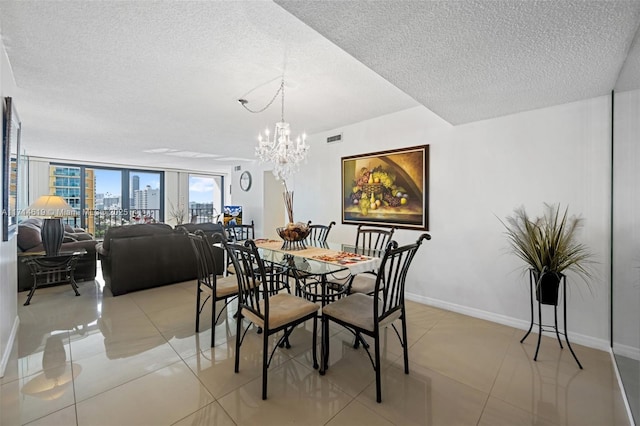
(610, 349, 637, 426)
(405, 292, 610, 352)
(613, 342, 640, 361)
(0, 315, 19, 378)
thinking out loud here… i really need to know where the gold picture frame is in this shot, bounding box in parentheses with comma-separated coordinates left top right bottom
(341, 145, 429, 230)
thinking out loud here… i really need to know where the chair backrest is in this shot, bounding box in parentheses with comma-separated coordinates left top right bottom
(215, 236, 269, 325)
(355, 224, 396, 256)
(227, 220, 255, 241)
(373, 233, 431, 325)
(306, 220, 336, 243)
(186, 230, 219, 291)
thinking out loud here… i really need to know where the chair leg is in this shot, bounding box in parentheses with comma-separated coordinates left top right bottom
(211, 296, 216, 348)
(312, 315, 319, 369)
(195, 286, 201, 332)
(374, 332, 382, 403)
(279, 327, 292, 349)
(353, 332, 369, 349)
(401, 312, 409, 374)
(262, 331, 269, 400)
(320, 315, 329, 375)
(234, 311, 242, 373)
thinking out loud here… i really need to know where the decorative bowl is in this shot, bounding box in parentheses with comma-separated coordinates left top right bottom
(276, 222, 310, 250)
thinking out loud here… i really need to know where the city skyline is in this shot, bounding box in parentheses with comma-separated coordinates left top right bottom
(94, 170, 217, 203)
(49, 165, 222, 235)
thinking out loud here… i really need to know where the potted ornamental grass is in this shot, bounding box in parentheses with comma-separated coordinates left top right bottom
(500, 203, 595, 305)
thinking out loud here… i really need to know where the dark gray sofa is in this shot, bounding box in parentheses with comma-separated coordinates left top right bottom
(96, 222, 224, 296)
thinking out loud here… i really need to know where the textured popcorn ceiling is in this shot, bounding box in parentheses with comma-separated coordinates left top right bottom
(616, 20, 640, 92)
(0, 1, 417, 170)
(277, 0, 640, 124)
(1, 1, 639, 171)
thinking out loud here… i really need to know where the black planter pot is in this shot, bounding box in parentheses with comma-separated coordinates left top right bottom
(533, 271, 561, 306)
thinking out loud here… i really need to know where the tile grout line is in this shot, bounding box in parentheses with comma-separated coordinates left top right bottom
(135, 287, 228, 424)
(66, 329, 81, 426)
(474, 330, 516, 425)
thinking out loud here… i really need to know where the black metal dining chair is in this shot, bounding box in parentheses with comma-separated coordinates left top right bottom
(224, 220, 256, 275)
(305, 220, 336, 244)
(220, 237, 319, 400)
(322, 233, 431, 403)
(348, 224, 396, 295)
(285, 220, 337, 294)
(227, 220, 255, 241)
(186, 229, 239, 347)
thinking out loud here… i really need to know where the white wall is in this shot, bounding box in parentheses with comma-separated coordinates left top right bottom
(0, 39, 19, 377)
(262, 171, 286, 239)
(231, 163, 273, 237)
(288, 99, 611, 349)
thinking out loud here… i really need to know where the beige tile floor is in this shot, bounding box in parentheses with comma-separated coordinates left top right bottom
(0, 272, 631, 426)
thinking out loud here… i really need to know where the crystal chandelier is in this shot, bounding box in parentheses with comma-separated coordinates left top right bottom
(239, 78, 309, 181)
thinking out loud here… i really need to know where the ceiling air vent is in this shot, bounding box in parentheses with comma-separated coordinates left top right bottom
(326, 133, 342, 144)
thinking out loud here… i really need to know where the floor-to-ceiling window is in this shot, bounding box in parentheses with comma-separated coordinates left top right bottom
(92, 168, 122, 236)
(128, 170, 162, 223)
(51, 163, 164, 237)
(188, 174, 224, 224)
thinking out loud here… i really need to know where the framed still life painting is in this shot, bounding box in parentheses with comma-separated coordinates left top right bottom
(341, 145, 429, 231)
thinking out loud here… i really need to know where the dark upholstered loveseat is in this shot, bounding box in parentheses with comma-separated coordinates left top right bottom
(17, 218, 98, 291)
(96, 222, 224, 296)
(177, 222, 225, 235)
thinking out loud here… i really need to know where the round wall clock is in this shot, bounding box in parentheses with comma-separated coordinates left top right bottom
(240, 171, 252, 192)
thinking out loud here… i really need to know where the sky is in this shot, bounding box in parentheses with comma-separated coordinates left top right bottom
(189, 176, 217, 203)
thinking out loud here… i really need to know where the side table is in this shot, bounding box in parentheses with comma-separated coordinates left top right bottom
(520, 269, 583, 369)
(19, 250, 87, 306)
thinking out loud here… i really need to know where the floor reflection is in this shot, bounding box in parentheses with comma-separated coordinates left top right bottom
(0, 273, 632, 426)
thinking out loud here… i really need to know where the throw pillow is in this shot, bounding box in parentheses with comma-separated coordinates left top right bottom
(17, 224, 42, 251)
(71, 232, 94, 241)
(63, 232, 79, 243)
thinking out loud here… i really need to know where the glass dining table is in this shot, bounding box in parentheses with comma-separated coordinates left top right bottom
(254, 239, 381, 374)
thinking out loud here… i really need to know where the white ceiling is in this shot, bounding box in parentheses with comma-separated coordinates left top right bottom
(1, 1, 639, 172)
(277, 0, 640, 124)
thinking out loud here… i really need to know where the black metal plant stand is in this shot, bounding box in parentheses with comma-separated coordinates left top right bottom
(520, 269, 583, 369)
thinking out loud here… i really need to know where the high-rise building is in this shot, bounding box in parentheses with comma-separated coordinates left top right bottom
(133, 185, 160, 219)
(130, 175, 140, 207)
(49, 165, 95, 233)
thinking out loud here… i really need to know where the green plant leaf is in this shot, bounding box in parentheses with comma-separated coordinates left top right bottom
(499, 203, 595, 286)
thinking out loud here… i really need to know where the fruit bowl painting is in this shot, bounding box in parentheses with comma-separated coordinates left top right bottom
(341, 145, 429, 231)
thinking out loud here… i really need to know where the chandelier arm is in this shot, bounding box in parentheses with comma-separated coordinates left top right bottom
(240, 79, 285, 114)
